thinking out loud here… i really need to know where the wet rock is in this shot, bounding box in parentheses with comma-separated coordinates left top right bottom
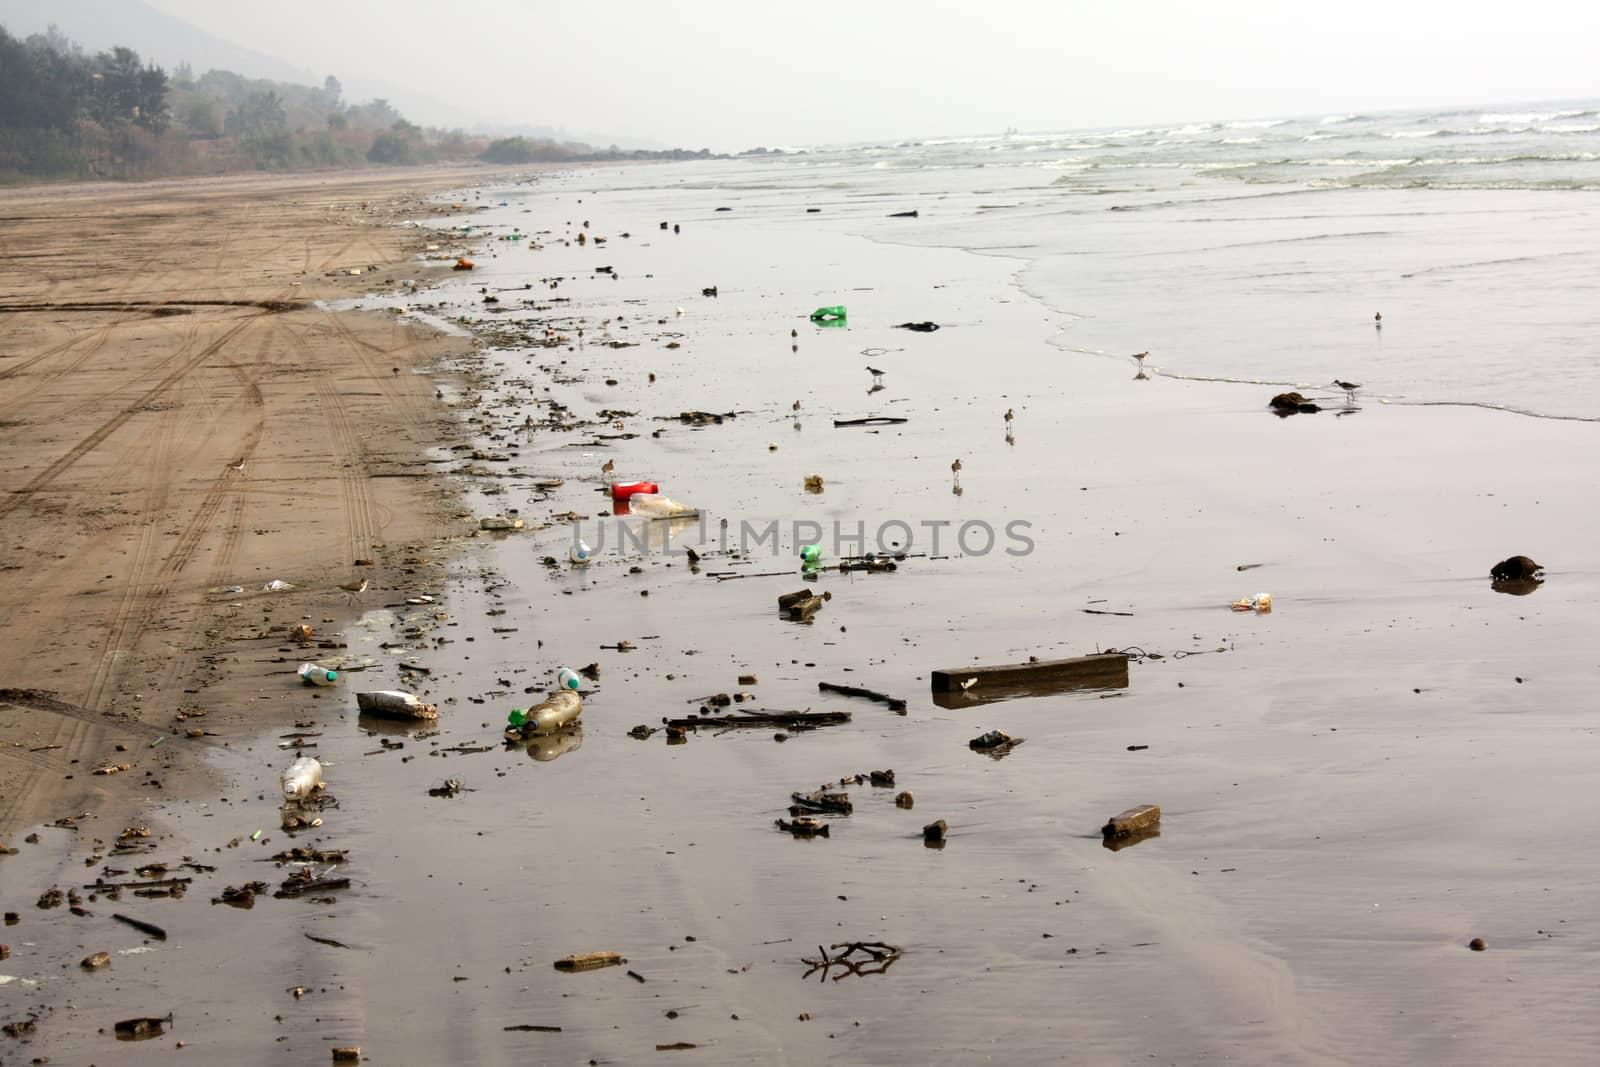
(923, 819, 948, 842)
(81, 951, 111, 970)
(895, 791, 914, 809)
(36, 886, 63, 909)
(1469, 938, 1487, 951)
(1269, 392, 1320, 415)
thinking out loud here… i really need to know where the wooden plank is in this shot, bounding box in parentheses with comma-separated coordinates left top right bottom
(930, 652, 1128, 700)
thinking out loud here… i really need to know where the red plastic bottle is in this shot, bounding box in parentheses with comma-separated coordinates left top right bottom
(611, 480, 659, 500)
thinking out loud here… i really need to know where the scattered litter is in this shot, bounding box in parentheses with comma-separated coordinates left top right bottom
(611, 480, 659, 499)
(776, 816, 830, 837)
(114, 1014, 172, 1041)
(111, 913, 166, 941)
(479, 515, 525, 531)
(1230, 592, 1272, 613)
(833, 416, 908, 427)
(1103, 804, 1162, 840)
(969, 730, 1024, 756)
(298, 663, 338, 687)
(356, 691, 439, 720)
(505, 690, 582, 739)
(630, 493, 698, 518)
(262, 579, 294, 592)
(280, 756, 323, 800)
(894, 321, 939, 332)
(553, 950, 624, 972)
(809, 305, 847, 322)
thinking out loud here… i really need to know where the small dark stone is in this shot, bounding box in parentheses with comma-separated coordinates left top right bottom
(1469, 938, 1486, 951)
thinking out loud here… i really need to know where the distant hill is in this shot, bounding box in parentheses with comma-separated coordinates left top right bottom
(0, 0, 315, 85)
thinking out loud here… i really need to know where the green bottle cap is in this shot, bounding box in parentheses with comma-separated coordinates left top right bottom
(507, 709, 527, 727)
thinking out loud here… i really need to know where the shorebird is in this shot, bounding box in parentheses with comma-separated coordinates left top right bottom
(951, 458, 963, 482)
(1004, 408, 1014, 426)
(792, 400, 802, 412)
(1132, 351, 1149, 362)
(790, 328, 798, 338)
(337, 577, 369, 600)
(866, 366, 885, 382)
(1333, 379, 1361, 403)
(226, 458, 246, 473)
(1374, 311, 1382, 324)
(600, 458, 615, 475)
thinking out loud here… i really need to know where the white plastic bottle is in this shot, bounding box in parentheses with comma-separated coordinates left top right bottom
(281, 756, 323, 799)
(557, 667, 581, 691)
(298, 663, 338, 686)
(570, 539, 593, 565)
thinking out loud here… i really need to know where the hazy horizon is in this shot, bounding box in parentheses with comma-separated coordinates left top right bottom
(62, 0, 1600, 151)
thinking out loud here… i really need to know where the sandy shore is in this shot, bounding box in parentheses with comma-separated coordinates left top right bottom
(2, 161, 1597, 1065)
(0, 166, 508, 838)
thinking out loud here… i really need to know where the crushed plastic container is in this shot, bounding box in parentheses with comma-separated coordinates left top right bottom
(297, 663, 338, 687)
(629, 494, 697, 519)
(610, 481, 659, 500)
(356, 690, 439, 720)
(281, 756, 323, 799)
(1230, 592, 1273, 613)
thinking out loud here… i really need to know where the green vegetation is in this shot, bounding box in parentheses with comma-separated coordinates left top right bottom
(0, 24, 715, 183)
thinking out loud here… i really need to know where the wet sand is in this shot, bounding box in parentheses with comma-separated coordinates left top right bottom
(3, 167, 1599, 1065)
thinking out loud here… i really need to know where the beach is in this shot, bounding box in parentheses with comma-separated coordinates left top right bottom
(3, 128, 1600, 1065)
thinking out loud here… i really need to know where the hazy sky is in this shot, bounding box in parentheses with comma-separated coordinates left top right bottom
(144, 0, 1600, 150)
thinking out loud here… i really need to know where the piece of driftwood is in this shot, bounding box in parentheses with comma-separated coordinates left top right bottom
(818, 681, 907, 712)
(785, 595, 825, 621)
(791, 789, 852, 814)
(776, 817, 830, 837)
(833, 416, 908, 427)
(111, 913, 166, 940)
(274, 876, 351, 899)
(663, 710, 850, 730)
(930, 652, 1129, 707)
(803, 941, 902, 980)
(88, 877, 192, 891)
(504, 1024, 563, 1033)
(553, 950, 624, 972)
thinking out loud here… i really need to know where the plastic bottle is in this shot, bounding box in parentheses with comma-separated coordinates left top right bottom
(524, 690, 583, 735)
(557, 667, 581, 691)
(809, 306, 847, 322)
(570, 539, 593, 564)
(280, 756, 323, 799)
(297, 663, 338, 686)
(629, 494, 695, 518)
(799, 543, 822, 565)
(611, 480, 660, 500)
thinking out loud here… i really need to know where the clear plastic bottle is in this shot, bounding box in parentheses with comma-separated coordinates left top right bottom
(281, 756, 323, 799)
(570, 539, 593, 564)
(526, 690, 583, 735)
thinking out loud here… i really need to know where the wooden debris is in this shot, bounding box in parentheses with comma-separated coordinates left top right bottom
(504, 1024, 563, 1032)
(833, 416, 908, 426)
(332, 1048, 362, 1062)
(663, 710, 849, 731)
(776, 817, 830, 837)
(969, 730, 1024, 756)
(930, 652, 1129, 707)
(818, 681, 906, 712)
(275, 871, 351, 899)
(553, 950, 625, 972)
(112, 913, 166, 940)
(802, 941, 902, 980)
(791, 788, 852, 815)
(114, 1013, 172, 1040)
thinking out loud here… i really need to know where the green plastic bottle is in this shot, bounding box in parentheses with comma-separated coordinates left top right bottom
(809, 306, 847, 322)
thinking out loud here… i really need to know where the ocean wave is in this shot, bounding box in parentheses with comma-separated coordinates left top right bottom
(1540, 123, 1600, 134)
(1301, 133, 1339, 141)
(1219, 136, 1264, 144)
(1225, 118, 1288, 129)
(1320, 114, 1366, 125)
(1479, 109, 1591, 124)
(1386, 129, 1442, 139)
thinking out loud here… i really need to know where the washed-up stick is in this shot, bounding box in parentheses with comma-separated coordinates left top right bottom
(504, 1024, 563, 1033)
(711, 570, 795, 581)
(818, 681, 907, 712)
(663, 710, 850, 730)
(833, 417, 908, 426)
(88, 877, 192, 891)
(275, 877, 351, 898)
(112, 913, 167, 940)
(553, 950, 624, 972)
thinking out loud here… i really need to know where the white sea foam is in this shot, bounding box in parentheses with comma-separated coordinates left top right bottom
(1219, 137, 1263, 144)
(1225, 119, 1287, 129)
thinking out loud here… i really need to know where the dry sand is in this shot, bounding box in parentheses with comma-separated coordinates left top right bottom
(0, 166, 502, 836)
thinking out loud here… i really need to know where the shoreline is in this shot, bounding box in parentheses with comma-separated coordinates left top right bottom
(0, 164, 528, 841)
